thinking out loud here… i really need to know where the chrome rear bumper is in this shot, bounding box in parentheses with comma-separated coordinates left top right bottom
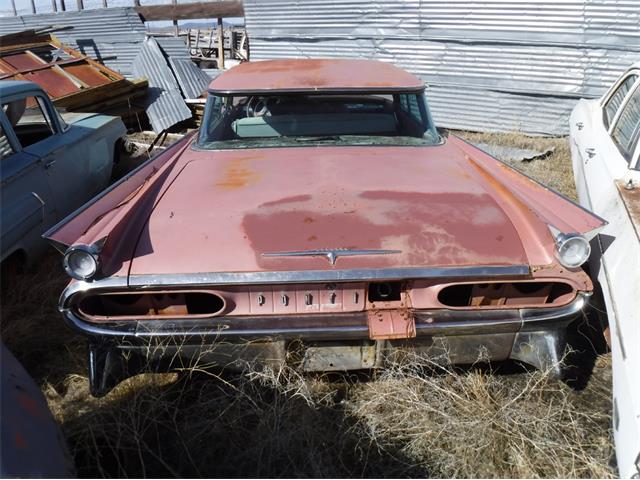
(61, 293, 589, 397)
(61, 292, 588, 341)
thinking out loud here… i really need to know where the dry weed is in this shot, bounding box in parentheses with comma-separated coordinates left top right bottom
(455, 131, 577, 200)
(347, 353, 614, 478)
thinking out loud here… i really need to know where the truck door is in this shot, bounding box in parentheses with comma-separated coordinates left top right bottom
(3, 92, 105, 217)
(0, 107, 55, 262)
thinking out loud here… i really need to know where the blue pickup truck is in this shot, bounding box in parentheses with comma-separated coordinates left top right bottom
(1, 80, 126, 269)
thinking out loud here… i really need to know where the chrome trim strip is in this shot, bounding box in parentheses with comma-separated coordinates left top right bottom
(59, 292, 587, 342)
(208, 86, 426, 96)
(60, 265, 531, 307)
(262, 248, 402, 265)
(520, 291, 589, 327)
(125, 265, 530, 288)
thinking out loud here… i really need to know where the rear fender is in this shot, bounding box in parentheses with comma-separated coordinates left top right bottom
(43, 134, 194, 254)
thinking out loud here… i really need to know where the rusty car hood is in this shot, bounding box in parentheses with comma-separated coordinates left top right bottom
(127, 140, 549, 277)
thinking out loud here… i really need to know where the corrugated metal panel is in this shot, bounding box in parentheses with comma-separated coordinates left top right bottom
(132, 36, 192, 132)
(243, 0, 640, 135)
(168, 57, 211, 98)
(202, 68, 223, 79)
(155, 36, 191, 58)
(0, 8, 146, 77)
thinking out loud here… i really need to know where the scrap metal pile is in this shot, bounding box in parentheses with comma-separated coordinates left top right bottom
(0, 8, 228, 133)
(0, 29, 148, 123)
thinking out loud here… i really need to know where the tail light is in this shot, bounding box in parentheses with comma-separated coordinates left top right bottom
(437, 281, 575, 308)
(77, 291, 226, 321)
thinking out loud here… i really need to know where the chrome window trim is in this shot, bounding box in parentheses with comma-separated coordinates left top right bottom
(608, 76, 640, 136)
(600, 68, 640, 111)
(207, 86, 427, 96)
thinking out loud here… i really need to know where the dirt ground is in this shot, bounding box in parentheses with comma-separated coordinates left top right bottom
(0, 132, 615, 478)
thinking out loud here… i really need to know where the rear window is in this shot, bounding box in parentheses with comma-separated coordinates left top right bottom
(197, 91, 440, 149)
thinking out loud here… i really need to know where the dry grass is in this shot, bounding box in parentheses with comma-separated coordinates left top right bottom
(0, 131, 615, 478)
(455, 131, 577, 200)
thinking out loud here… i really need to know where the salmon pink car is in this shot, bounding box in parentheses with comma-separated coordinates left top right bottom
(45, 59, 606, 396)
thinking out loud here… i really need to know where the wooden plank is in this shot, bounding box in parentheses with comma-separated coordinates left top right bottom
(55, 78, 148, 109)
(216, 17, 224, 69)
(134, 0, 243, 21)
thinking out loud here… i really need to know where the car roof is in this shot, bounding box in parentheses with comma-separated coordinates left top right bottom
(0, 80, 43, 97)
(208, 59, 424, 94)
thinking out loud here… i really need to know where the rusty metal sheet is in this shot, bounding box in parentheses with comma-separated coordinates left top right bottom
(62, 63, 114, 87)
(0, 30, 147, 116)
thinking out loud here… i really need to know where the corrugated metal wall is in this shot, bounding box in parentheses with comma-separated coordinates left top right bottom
(243, 0, 640, 135)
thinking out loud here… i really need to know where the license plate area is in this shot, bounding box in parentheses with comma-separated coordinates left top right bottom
(367, 309, 416, 340)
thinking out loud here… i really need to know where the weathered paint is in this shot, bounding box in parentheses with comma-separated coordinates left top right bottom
(209, 59, 424, 93)
(0, 343, 73, 477)
(129, 142, 530, 276)
(47, 138, 606, 282)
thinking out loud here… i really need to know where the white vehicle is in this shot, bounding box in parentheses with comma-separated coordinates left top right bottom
(570, 63, 640, 478)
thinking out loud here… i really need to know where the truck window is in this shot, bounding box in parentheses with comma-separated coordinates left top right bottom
(1, 96, 55, 149)
(0, 123, 15, 160)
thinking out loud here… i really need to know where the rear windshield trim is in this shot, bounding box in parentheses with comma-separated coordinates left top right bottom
(208, 86, 426, 96)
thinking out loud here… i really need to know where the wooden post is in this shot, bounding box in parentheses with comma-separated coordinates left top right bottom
(51, 0, 57, 12)
(76, 0, 84, 10)
(102, 0, 108, 7)
(11, 0, 17, 15)
(172, 0, 178, 36)
(133, 0, 140, 6)
(30, 0, 36, 13)
(60, 0, 66, 11)
(217, 17, 224, 69)
(229, 29, 236, 59)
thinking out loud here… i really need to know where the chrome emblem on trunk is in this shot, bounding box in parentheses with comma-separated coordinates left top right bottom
(262, 248, 402, 265)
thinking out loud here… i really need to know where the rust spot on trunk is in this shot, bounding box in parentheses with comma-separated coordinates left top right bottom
(216, 155, 262, 190)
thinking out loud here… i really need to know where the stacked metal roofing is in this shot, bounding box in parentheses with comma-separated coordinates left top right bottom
(243, 0, 640, 135)
(0, 8, 146, 77)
